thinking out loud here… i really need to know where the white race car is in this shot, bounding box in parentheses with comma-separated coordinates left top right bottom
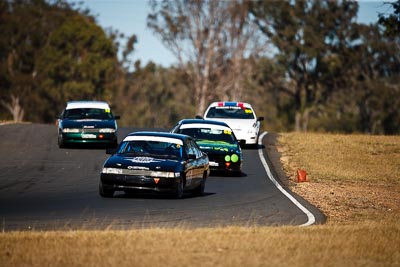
(203, 102, 264, 147)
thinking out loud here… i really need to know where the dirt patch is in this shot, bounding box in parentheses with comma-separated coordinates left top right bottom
(289, 181, 400, 224)
(266, 132, 400, 224)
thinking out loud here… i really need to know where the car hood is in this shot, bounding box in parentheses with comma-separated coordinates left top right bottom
(104, 155, 182, 172)
(196, 140, 239, 154)
(61, 119, 116, 129)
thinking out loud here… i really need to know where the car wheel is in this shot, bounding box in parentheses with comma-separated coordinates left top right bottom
(174, 177, 184, 199)
(99, 181, 114, 198)
(109, 140, 118, 149)
(58, 132, 65, 148)
(193, 174, 206, 197)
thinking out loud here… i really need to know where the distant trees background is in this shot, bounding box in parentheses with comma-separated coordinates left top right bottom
(1, 0, 399, 134)
(0, 0, 120, 123)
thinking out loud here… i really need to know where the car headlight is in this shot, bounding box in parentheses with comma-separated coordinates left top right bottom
(102, 168, 122, 174)
(99, 128, 116, 133)
(231, 154, 239, 163)
(247, 128, 256, 134)
(62, 128, 80, 133)
(225, 154, 239, 162)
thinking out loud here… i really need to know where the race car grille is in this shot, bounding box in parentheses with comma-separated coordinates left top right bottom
(207, 154, 225, 162)
(122, 169, 152, 176)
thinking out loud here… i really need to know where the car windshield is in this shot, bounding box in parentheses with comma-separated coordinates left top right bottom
(117, 140, 183, 159)
(180, 128, 236, 144)
(64, 108, 114, 120)
(205, 107, 255, 119)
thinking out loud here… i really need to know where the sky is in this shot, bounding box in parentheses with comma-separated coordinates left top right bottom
(76, 0, 394, 67)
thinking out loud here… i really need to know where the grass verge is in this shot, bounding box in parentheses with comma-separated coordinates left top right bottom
(1, 223, 399, 267)
(278, 133, 400, 223)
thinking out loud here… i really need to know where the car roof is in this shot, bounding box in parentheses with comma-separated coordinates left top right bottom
(126, 131, 190, 141)
(178, 119, 230, 127)
(65, 101, 110, 110)
(206, 101, 253, 109)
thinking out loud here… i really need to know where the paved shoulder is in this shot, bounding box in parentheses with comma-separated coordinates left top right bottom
(261, 132, 326, 225)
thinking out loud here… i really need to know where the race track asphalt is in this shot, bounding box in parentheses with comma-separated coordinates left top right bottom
(0, 124, 325, 231)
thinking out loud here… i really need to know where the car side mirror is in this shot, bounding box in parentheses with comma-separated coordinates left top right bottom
(195, 115, 204, 119)
(114, 115, 121, 120)
(106, 148, 117, 155)
(257, 117, 264, 122)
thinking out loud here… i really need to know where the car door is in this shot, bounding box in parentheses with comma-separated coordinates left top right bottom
(184, 139, 205, 189)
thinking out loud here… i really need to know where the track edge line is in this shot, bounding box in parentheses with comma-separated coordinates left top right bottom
(258, 131, 316, 227)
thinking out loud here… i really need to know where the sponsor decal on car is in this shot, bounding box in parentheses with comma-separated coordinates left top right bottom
(125, 157, 163, 163)
(127, 166, 150, 170)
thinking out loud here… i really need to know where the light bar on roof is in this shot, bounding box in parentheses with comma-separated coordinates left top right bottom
(216, 102, 247, 109)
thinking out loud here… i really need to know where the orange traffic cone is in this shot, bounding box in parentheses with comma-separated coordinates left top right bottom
(297, 169, 308, 183)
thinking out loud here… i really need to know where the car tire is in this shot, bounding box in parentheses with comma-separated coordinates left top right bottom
(99, 181, 114, 198)
(58, 132, 65, 148)
(174, 177, 184, 199)
(109, 140, 118, 149)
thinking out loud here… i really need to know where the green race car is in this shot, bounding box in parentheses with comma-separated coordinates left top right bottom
(171, 119, 243, 175)
(57, 101, 120, 148)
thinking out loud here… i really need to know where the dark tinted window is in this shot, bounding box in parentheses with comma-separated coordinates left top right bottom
(180, 127, 236, 144)
(64, 108, 114, 120)
(117, 140, 182, 159)
(205, 107, 255, 119)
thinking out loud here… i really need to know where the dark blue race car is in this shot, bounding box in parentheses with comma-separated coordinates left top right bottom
(99, 131, 210, 198)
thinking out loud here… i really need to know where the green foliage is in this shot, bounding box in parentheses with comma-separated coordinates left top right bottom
(379, 0, 400, 37)
(0, 0, 119, 123)
(0, 0, 52, 121)
(113, 61, 194, 129)
(36, 14, 118, 121)
(250, 0, 361, 131)
(250, 0, 400, 134)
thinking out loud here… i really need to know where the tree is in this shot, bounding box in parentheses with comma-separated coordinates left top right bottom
(0, 0, 120, 123)
(250, 0, 360, 131)
(36, 13, 118, 121)
(347, 24, 400, 134)
(378, 0, 400, 38)
(0, 0, 55, 121)
(113, 61, 194, 128)
(147, 0, 264, 115)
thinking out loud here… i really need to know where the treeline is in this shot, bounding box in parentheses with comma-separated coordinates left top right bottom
(1, 0, 399, 134)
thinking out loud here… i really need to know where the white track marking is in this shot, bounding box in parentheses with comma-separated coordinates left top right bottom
(258, 132, 316, 227)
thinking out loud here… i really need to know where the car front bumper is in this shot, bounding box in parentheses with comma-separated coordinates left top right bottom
(231, 130, 258, 145)
(207, 154, 242, 172)
(61, 132, 117, 145)
(100, 173, 181, 193)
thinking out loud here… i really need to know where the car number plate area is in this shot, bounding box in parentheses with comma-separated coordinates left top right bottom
(209, 161, 219, 167)
(82, 133, 97, 139)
